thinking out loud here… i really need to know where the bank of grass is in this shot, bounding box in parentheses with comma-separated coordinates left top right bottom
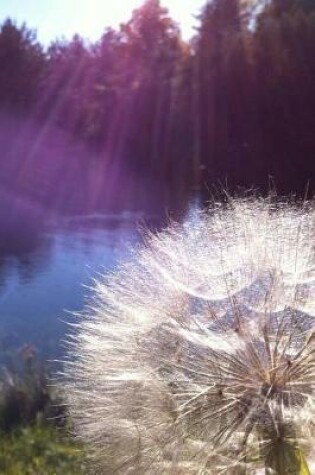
(0, 346, 86, 474)
(0, 422, 85, 474)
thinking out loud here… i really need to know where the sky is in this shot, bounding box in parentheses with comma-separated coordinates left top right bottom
(0, 0, 206, 45)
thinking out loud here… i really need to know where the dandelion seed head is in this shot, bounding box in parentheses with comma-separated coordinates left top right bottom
(64, 196, 315, 474)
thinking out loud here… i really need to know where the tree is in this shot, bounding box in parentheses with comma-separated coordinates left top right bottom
(194, 0, 254, 188)
(0, 18, 44, 114)
(117, 0, 184, 173)
(252, 0, 315, 191)
(37, 35, 91, 133)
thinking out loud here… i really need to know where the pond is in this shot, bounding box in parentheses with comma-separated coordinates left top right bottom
(0, 211, 153, 365)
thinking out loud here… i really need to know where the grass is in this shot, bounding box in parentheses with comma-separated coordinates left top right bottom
(0, 422, 85, 474)
(0, 346, 86, 474)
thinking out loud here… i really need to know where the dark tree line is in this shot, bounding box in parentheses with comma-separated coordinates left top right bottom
(0, 0, 314, 211)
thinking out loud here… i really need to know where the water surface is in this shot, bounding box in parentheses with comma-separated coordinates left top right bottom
(0, 212, 144, 363)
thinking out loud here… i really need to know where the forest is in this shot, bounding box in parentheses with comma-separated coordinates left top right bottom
(0, 0, 314, 214)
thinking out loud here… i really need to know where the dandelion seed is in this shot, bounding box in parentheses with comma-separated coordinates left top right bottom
(64, 196, 315, 474)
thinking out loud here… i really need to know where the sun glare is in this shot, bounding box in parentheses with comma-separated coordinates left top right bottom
(0, 0, 205, 45)
(70, 0, 204, 41)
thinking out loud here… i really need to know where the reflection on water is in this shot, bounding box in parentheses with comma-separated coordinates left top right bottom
(0, 182, 197, 366)
(0, 212, 143, 363)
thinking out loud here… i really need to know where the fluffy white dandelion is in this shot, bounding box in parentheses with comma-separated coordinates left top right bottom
(64, 196, 315, 474)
